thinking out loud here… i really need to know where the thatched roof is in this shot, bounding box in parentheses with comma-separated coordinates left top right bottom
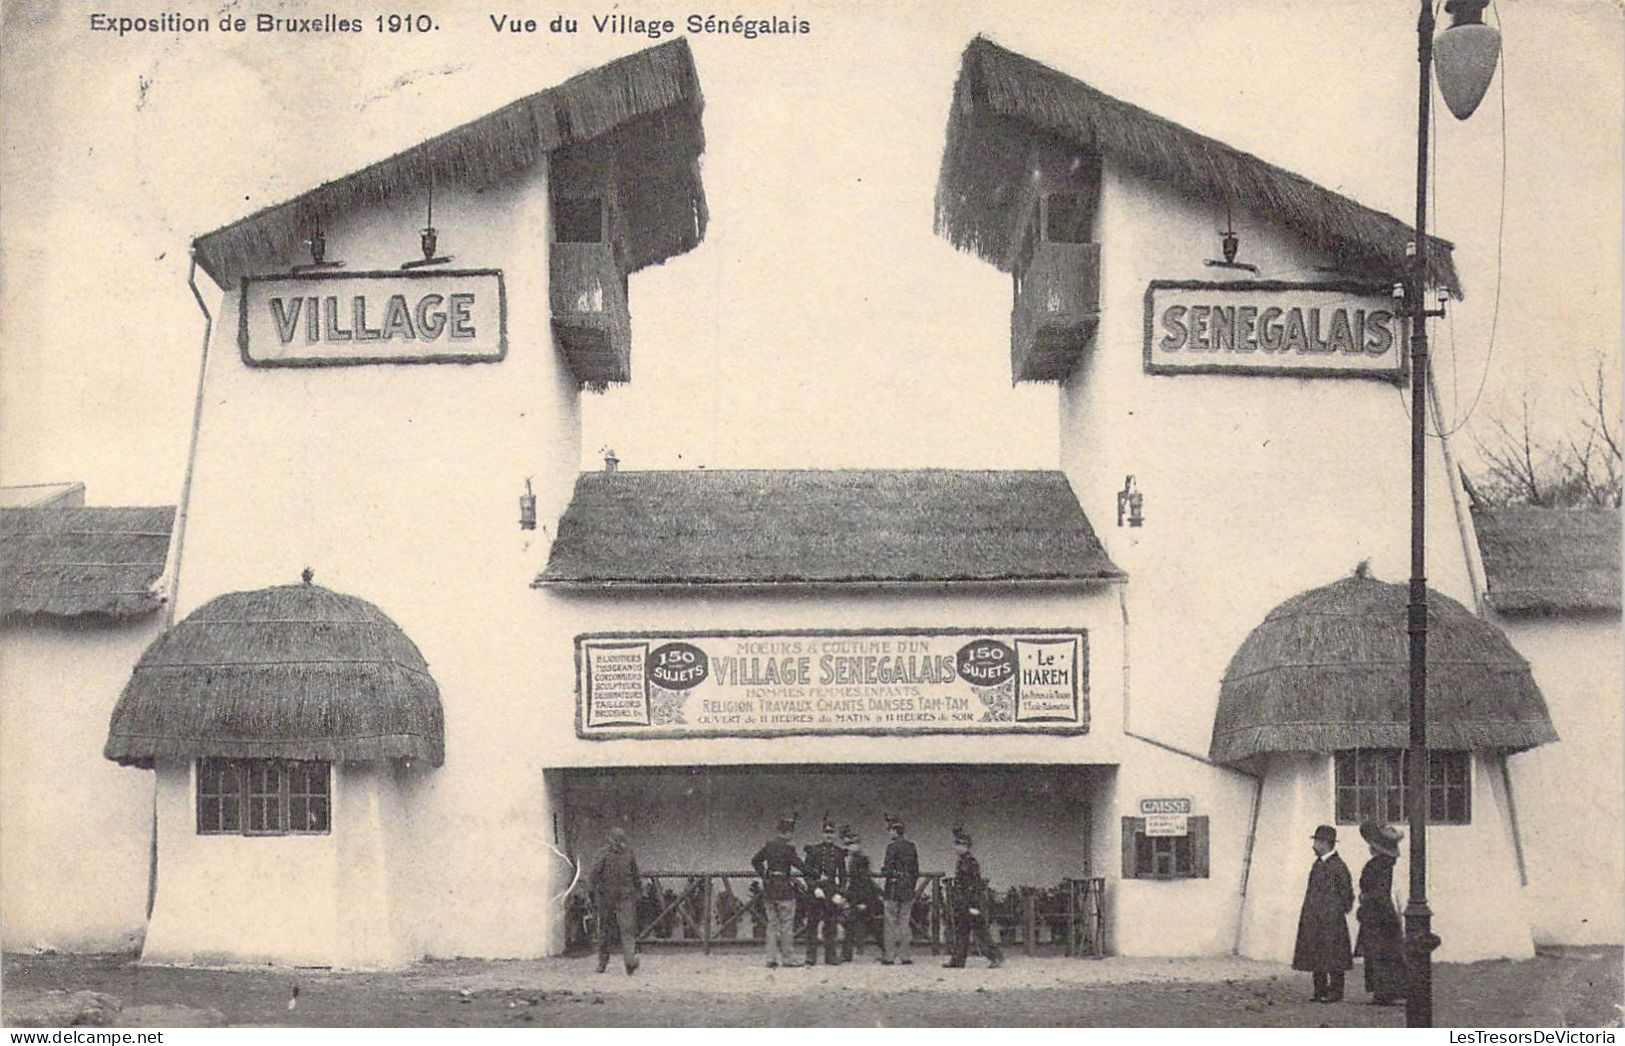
(192, 39, 706, 285)
(537, 469, 1124, 588)
(105, 582, 444, 768)
(1209, 573, 1555, 765)
(1, 506, 174, 621)
(936, 37, 1460, 294)
(1472, 506, 1621, 616)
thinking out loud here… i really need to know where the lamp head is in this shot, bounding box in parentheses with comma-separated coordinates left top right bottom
(1435, 0, 1501, 121)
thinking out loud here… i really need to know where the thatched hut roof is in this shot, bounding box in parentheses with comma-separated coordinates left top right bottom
(192, 39, 706, 285)
(105, 582, 444, 768)
(537, 469, 1123, 588)
(935, 37, 1460, 294)
(1209, 573, 1555, 765)
(1, 506, 174, 621)
(1471, 506, 1621, 616)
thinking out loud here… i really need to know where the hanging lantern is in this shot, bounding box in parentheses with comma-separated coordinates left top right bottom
(1434, 0, 1501, 121)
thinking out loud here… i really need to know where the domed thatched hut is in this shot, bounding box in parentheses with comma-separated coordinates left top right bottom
(105, 578, 444, 968)
(1211, 570, 1557, 964)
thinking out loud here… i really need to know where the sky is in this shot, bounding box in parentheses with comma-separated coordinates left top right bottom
(0, 0, 1619, 501)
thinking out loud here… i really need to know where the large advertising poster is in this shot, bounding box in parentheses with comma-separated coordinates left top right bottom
(577, 629, 1088, 738)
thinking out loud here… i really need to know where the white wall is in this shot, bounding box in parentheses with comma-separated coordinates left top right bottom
(1060, 163, 1479, 760)
(0, 618, 157, 953)
(1238, 752, 1535, 964)
(164, 160, 583, 963)
(1503, 614, 1624, 946)
(143, 760, 416, 968)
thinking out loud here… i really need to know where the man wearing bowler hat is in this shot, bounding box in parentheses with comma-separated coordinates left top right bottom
(1293, 824, 1354, 1002)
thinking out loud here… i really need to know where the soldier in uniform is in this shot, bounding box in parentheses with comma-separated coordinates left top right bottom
(944, 827, 1004, 969)
(840, 825, 882, 962)
(751, 813, 807, 968)
(879, 815, 919, 965)
(802, 815, 848, 966)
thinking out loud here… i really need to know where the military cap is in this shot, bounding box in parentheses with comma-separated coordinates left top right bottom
(840, 824, 859, 844)
(952, 826, 972, 847)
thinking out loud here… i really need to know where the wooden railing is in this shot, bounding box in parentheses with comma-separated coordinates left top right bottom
(567, 873, 1105, 958)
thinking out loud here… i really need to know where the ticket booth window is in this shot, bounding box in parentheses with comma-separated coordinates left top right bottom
(1121, 815, 1209, 880)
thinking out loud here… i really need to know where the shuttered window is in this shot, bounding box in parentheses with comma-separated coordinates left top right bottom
(1121, 816, 1209, 880)
(197, 758, 330, 836)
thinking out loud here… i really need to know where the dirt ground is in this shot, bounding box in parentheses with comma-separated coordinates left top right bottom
(3, 947, 1620, 1028)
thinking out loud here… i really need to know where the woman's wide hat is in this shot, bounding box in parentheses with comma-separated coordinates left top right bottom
(1360, 821, 1404, 856)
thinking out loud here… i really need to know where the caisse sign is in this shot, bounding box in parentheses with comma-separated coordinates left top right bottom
(239, 269, 506, 366)
(1140, 797, 1192, 837)
(1144, 280, 1404, 380)
(576, 629, 1089, 739)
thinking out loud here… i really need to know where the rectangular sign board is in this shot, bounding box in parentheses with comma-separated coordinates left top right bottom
(1144, 280, 1404, 380)
(239, 269, 506, 367)
(1141, 798, 1192, 837)
(577, 629, 1089, 739)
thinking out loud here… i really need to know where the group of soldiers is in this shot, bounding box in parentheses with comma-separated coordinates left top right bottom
(588, 813, 1005, 973)
(749, 813, 1003, 970)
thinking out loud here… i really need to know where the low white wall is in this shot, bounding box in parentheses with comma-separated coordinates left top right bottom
(1238, 753, 1534, 965)
(0, 619, 156, 953)
(1107, 742, 1259, 957)
(142, 760, 413, 968)
(1504, 615, 1624, 945)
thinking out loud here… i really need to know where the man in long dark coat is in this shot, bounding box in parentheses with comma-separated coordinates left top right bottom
(839, 825, 881, 962)
(1355, 821, 1407, 1006)
(1293, 824, 1353, 1002)
(943, 827, 1003, 969)
(589, 826, 641, 975)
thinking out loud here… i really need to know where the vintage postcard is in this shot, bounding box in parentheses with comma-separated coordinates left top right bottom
(0, 0, 1619, 1032)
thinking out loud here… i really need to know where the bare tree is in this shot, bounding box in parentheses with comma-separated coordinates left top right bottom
(1467, 358, 1622, 509)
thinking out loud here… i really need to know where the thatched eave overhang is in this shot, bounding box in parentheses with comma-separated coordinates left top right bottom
(104, 583, 445, 769)
(192, 38, 706, 286)
(935, 37, 1460, 296)
(1, 506, 175, 622)
(1472, 506, 1622, 616)
(1209, 574, 1556, 765)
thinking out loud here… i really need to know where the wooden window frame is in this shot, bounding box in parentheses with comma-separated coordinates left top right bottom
(197, 758, 331, 837)
(1121, 815, 1209, 880)
(1334, 748, 1471, 826)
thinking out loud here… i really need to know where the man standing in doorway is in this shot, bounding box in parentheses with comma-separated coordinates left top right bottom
(944, 826, 1003, 969)
(751, 813, 806, 968)
(879, 815, 918, 965)
(802, 815, 848, 966)
(589, 826, 641, 976)
(1293, 824, 1354, 1002)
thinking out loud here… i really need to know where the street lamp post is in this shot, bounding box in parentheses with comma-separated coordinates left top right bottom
(1406, 0, 1501, 1029)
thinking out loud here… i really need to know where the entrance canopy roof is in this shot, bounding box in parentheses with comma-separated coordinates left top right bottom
(537, 469, 1123, 589)
(1209, 571, 1556, 766)
(105, 579, 444, 768)
(934, 37, 1459, 294)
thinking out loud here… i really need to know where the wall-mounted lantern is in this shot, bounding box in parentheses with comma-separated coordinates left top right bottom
(1117, 475, 1144, 528)
(292, 226, 344, 273)
(519, 478, 538, 531)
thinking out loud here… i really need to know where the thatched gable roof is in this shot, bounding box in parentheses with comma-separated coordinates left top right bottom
(936, 37, 1460, 294)
(1472, 506, 1621, 616)
(105, 582, 444, 768)
(192, 39, 706, 284)
(537, 469, 1124, 588)
(1, 506, 174, 621)
(1210, 573, 1555, 766)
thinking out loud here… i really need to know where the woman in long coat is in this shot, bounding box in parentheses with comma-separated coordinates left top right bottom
(1293, 824, 1354, 1002)
(1354, 822, 1407, 1006)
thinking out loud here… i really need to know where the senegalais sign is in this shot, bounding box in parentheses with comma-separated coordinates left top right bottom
(1144, 280, 1404, 380)
(239, 269, 506, 366)
(575, 629, 1089, 739)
